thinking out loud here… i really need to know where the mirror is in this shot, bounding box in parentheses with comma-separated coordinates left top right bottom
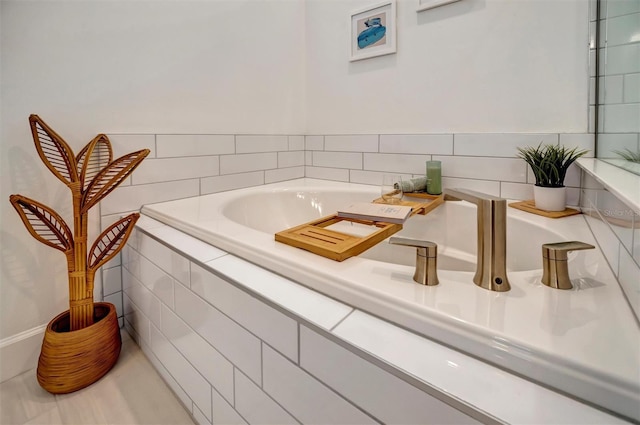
(595, 0, 640, 175)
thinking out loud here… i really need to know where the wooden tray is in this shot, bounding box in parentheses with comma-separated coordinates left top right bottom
(401, 191, 442, 200)
(275, 196, 444, 261)
(509, 200, 581, 218)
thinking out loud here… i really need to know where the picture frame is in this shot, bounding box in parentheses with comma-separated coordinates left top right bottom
(349, 1, 396, 62)
(416, 0, 461, 12)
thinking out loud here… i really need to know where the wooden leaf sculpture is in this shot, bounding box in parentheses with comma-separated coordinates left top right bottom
(81, 149, 150, 214)
(11, 115, 150, 333)
(29, 115, 78, 186)
(77, 134, 113, 192)
(9, 194, 73, 254)
(88, 213, 139, 273)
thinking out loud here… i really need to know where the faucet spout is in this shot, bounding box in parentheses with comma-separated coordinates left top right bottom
(444, 188, 511, 292)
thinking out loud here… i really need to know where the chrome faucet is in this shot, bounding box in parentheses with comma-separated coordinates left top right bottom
(444, 188, 511, 292)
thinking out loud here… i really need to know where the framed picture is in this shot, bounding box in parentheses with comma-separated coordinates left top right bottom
(417, 0, 461, 12)
(349, 1, 396, 62)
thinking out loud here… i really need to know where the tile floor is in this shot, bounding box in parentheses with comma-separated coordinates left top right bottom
(0, 331, 195, 425)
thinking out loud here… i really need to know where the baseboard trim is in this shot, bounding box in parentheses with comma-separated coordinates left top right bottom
(0, 325, 46, 383)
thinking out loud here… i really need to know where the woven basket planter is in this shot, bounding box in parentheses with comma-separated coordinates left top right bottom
(37, 302, 121, 394)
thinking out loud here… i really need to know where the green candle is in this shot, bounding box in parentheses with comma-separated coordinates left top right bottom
(426, 161, 442, 195)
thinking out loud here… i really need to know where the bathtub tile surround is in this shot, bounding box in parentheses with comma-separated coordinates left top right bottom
(208, 255, 353, 330)
(156, 135, 235, 157)
(103, 132, 593, 217)
(452, 133, 558, 157)
(140, 180, 639, 421)
(100, 131, 594, 330)
(380, 134, 453, 155)
(304, 133, 593, 202)
(299, 326, 474, 425)
(579, 165, 640, 320)
(236, 135, 289, 153)
(201, 171, 266, 195)
(234, 369, 298, 425)
(190, 262, 299, 362)
(121, 209, 627, 424)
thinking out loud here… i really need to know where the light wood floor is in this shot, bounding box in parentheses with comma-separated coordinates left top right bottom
(0, 332, 195, 425)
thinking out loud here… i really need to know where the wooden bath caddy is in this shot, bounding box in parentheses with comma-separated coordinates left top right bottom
(275, 196, 444, 261)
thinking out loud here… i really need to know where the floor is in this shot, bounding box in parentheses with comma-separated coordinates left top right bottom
(0, 331, 195, 425)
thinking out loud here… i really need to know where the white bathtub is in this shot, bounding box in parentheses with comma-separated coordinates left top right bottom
(142, 178, 640, 421)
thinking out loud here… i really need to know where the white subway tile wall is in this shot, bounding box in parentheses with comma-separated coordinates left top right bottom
(132, 156, 220, 185)
(161, 305, 235, 404)
(236, 135, 288, 154)
(174, 282, 263, 385)
(190, 262, 299, 362)
(596, 2, 640, 157)
(265, 166, 305, 184)
(207, 255, 354, 330)
(220, 152, 278, 174)
(581, 172, 640, 320)
(324, 135, 378, 152)
(277, 151, 305, 168)
(201, 171, 265, 195)
(156, 135, 235, 157)
(312, 151, 362, 169)
(234, 370, 298, 425)
(288, 135, 305, 151)
(380, 134, 453, 155)
(453, 133, 558, 157)
(211, 387, 247, 425)
(149, 324, 213, 421)
(299, 326, 477, 424)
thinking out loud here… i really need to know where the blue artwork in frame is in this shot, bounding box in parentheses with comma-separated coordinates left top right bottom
(350, 1, 396, 62)
(357, 17, 387, 49)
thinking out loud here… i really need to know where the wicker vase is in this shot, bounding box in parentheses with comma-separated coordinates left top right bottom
(37, 302, 122, 394)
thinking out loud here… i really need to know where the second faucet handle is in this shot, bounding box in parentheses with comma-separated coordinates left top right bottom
(389, 237, 439, 286)
(541, 241, 595, 289)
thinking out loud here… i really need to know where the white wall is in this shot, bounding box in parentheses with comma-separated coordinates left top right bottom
(306, 0, 590, 134)
(0, 0, 305, 382)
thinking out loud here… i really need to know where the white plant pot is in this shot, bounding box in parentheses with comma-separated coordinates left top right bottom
(534, 186, 566, 212)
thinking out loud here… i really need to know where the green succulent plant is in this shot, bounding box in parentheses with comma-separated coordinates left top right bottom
(613, 148, 640, 163)
(517, 143, 588, 188)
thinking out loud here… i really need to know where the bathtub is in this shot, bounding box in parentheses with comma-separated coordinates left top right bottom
(141, 178, 639, 421)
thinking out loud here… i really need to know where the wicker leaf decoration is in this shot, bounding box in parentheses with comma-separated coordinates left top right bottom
(77, 134, 113, 192)
(29, 115, 78, 186)
(81, 149, 150, 214)
(9, 194, 73, 253)
(88, 213, 139, 272)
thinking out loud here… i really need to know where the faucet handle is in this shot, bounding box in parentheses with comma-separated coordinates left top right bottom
(541, 241, 595, 289)
(389, 236, 437, 251)
(389, 237, 439, 286)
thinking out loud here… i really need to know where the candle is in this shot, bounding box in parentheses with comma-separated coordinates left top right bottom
(426, 161, 442, 195)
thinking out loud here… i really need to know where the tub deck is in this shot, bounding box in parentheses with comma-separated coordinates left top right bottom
(141, 178, 640, 421)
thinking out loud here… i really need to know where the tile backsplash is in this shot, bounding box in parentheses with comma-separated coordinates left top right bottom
(102, 132, 595, 218)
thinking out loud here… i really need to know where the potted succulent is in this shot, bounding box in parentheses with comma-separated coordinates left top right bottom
(9, 115, 149, 393)
(517, 143, 588, 211)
